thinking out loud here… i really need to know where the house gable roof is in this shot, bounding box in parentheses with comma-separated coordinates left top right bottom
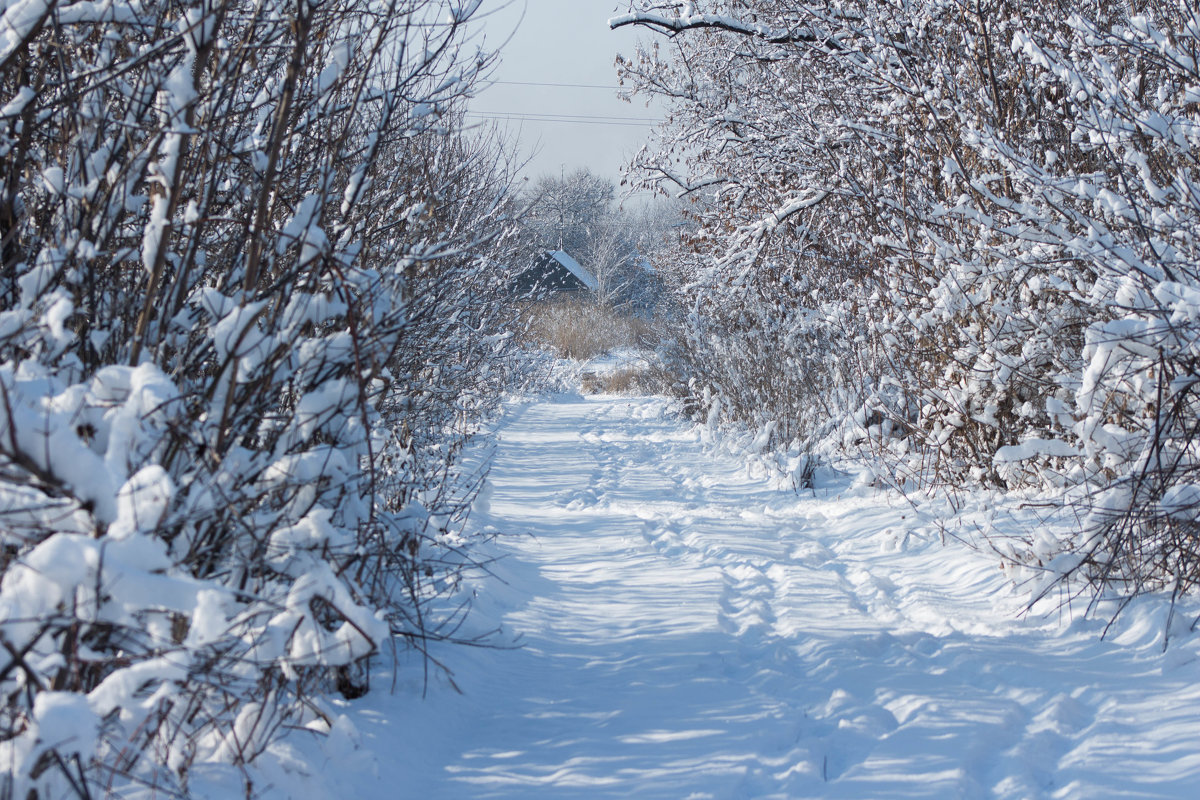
(547, 250, 598, 291)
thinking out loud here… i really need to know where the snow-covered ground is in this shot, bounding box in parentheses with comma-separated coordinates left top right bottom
(296, 391, 1200, 799)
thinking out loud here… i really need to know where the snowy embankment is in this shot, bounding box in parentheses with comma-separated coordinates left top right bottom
(304, 391, 1200, 799)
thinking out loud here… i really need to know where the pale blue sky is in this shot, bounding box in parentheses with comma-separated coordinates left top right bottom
(469, 1, 663, 193)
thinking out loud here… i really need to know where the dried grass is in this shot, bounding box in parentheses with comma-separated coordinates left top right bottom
(522, 297, 651, 360)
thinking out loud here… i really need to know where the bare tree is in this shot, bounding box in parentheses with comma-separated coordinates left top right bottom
(525, 168, 615, 254)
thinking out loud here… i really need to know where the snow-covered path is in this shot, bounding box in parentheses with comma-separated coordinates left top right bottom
(335, 392, 1200, 799)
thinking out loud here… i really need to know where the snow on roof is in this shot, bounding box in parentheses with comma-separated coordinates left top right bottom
(549, 250, 598, 291)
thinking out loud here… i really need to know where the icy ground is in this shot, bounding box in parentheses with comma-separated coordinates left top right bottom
(299, 392, 1200, 799)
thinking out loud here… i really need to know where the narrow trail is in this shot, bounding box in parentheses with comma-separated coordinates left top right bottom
(344, 393, 1200, 800)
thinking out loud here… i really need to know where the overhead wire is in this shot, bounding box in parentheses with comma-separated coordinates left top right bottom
(488, 79, 626, 90)
(467, 112, 662, 127)
(472, 109, 660, 121)
(471, 78, 660, 127)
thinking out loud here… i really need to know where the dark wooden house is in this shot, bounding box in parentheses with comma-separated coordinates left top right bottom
(514, 250, 598, 297)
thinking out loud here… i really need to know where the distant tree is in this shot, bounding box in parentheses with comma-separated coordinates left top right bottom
(525, 168, 615, 255)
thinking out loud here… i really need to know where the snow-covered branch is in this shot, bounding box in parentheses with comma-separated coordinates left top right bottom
(609, 10, 836, 47)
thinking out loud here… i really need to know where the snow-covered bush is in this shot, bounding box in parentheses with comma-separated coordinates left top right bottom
(971, 4, 1200, 598)
(614, 0, 1200, 607)
(612, 2, 895, 452)
(0, 0, 521, 796)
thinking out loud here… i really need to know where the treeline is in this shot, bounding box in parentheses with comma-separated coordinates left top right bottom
(615, 2, 1200, 608)
(0, 0, 523, 796)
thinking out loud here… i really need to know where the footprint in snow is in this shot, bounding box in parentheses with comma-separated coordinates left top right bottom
(788, 540, 835, 567)
(553, 487, 603, 509)
(641, 522, 688, 557)
(805, 688, 900, 781)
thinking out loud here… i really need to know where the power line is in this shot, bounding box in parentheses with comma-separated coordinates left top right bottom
(471, 109, 661, 123)
(467, 114, 660, 128)
(489, 79, 626, 90)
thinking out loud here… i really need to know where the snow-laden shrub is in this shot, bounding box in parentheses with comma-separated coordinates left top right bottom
(659, 244, 872, 452)
(611, 3, 899, 454)
(614, 0, 1104, 478)
(0, 1, 521, 796)
(971, 5, 1200, 599)
(615, 0, 1200, 610)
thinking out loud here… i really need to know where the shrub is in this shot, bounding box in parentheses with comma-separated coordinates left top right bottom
(615, 0, 1200, 619)
(0, 1, 520, 796)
